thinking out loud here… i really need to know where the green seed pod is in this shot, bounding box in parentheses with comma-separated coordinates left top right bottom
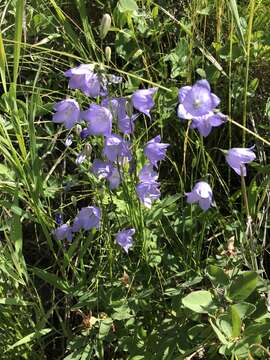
(105, 46, 111, 63)
(100, 14, 111, 40)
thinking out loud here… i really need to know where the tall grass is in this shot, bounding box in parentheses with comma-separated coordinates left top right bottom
(0, 0, 269, 358)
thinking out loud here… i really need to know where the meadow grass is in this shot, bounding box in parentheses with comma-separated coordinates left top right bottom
(0, 0, 270, 359)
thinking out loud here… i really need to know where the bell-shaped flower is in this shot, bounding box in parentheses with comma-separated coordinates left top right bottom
(116, 228, 135, 253)
(178, 80, 220, 118)
(54, 224, 73, 242)
(138, 163, 158, 183)
(64, 64, 107, 98)
(72, 206, 101, 232)
(53, 99, 80, 129)
(81, 104, 112, 136)
(136, 181, 161, 208)
(225, 147, 256, 176)
(190, 112, 226, 137)
(186, 181, 213, 211)
(107, 167, 121, 189)
(103, 134, 132, 162)
(144, 135, 169, 167)
(92, 159, 112, 179)
(132, 88, 157, 118)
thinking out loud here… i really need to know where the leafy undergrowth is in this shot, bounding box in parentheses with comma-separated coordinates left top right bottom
(0, 0, 270, 359)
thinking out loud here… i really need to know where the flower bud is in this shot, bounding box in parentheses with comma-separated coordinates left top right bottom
(84, 143, 92, 156)
(74, 124, 82, 136)
(100, 14, 111, 40)
(105, 46, 111, 63)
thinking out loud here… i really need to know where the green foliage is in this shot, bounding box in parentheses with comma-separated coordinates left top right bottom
(0, 0, 270, 359)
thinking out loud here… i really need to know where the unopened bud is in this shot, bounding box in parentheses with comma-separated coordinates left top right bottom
(126, 100, 133, 117)
(100, 14, 111, 40)
(105, 46, 111, 63)
(84, 143, 92, 156)
(74, 124, 82, 136)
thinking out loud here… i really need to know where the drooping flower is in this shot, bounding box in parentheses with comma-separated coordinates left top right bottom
(190, 112, 226, 137)
(225, 147, 256, 176)
(107, 167, 121, 189)
(136, 181, 161, 208)
(54, 224, 73, 242)
(118, 113, 138, 135)
(178, 80, 220, 118)
(92, 159, 112, 179)
(75, 152, 87, 165)
(55, 213, 63, 225)
(101, 97, 127, 120)
(186, 181, 213, 211)
(81, 104, 112, 136)
(116, 228, 135, 253)
(132, 88, 157, 118)
(65, 136, 73, 147)
(72, 206, 101, 232)
(64, 64, 107, 98)
(138, 163, 158, 183)
(144, 135, 170, 167)
(103, 134, 132, 162)
(53, 99, 80, 129)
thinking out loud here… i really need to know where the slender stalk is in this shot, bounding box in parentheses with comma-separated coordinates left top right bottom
(242, 0, 256, 146)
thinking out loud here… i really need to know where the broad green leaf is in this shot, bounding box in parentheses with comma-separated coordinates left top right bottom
(207, 265, 229, 286)
(7, 329, 51, 351)
(0, 298, 31, 306)
(182, 290, 216, 314)
(209, 319, 229, 345)
(233, 302, 256, 319)
(217, 314, 232, 338)
(230, 305, 241, 338)
(98, 318, 113, 339)
(119, 0, 138, 12)
(228, 271, 257, 302)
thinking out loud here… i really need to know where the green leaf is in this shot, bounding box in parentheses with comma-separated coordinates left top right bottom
(98, 318, 113, 339)
(7, 329, 51, 351)
(0, 298, 31, 306)
(118, 0, 138, 12)
(182, 290, 216, 314)
(31, 267, 70, 293)
(207, 265, 229, 286)
(233, 302, 256, 319)
(209, 318, 229, 345)
(228, 271, 257, 302)
(230, 305, 241, 338)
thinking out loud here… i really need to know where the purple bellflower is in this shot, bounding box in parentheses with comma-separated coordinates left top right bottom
(138, 163, 158, 183)
(81, 104, 112, 136)
(92, 159, 112, 179)
(132, 88, 157, 118)
(190, 111, 226, 137)
(178, 80, 220, 118)
(116, 228, 135, 253)
(136, 181, 161, 208)
(64, 64, 107, 98)
(107, 167, 121, 189)
(72, 206, 101, 232)
(225, 147, 256, 176)
(54, 224, 73, 242)
(186, 181, 213, 211)
(103, 134, 132, 162)
(53, 99, 80, 129)
(144, 135, 170, 168)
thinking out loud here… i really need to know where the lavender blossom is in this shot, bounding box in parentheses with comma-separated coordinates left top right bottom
(75, 152, 87, 165)
(116, 228, 135, 253)
(72, 206, 101, 232)
(65, 136, 73, 147)
(138, 163, 158, 183)
(225, 147, 256, 176)
(186, 181, 213, 211)
(103, 134, 132, 162)
(53, 99, 80, 129)
(132, 88, 157, 118)
(54, 224, 73, 242)
(136, 181, 161, 208)
(178, 80, 220, 118)
(190, 112, 226, 137)
(64, 64, 107, 98)
(92, 159, 112, 179)
(81, 104, 112, 136)
(107, 167, 121, 189)
(144, 135, 169, 167)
